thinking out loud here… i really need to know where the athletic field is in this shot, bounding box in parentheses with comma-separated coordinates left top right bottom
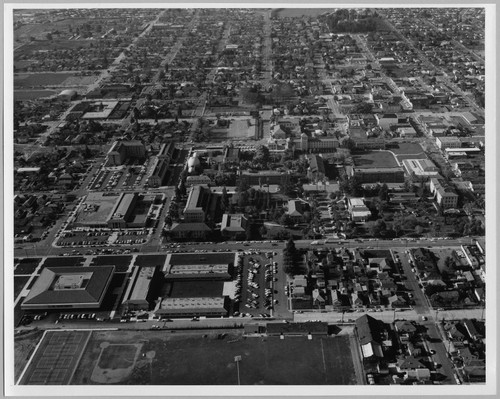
(71, 330, 359, 385)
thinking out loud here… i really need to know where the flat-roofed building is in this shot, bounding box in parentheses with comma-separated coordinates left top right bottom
(186, 175, 212, 187)
(241, 170, 289, 186)
(397, 126, 417, 138)
(352, 167, 405, 184)
(148, 158, 170, 187)
(107, 193, 138, 229)
(21, 266, 114, 310)
(183, 185, 212, 223)
(348, 198, 372, 222)
(402, 159, 440, 180)
(155, 297, 228, 318)
(436, 136, 462, 150)
(221, 214, 248, 240)
(122, 266, 161, 311)
(106, 140, 146, 166)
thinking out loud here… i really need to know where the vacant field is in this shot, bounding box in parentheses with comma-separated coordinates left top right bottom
(275, 8, 334, 17)
(14, 73, 76, 88)
(18, 330, 91, 385)
(14, 329, 45, 382)
(71, 331, 358, 385)
(14, 276, 30, 300)
(390, 142, 429, 162)
(14, 90, 57, 100)
(352, 151, 400, 169)
(135, 254, 166, 268)
(210, 119, 256, 140)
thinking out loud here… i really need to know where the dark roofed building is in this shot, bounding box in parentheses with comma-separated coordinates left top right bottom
(22, 266, 114, 310)
(355, 314, 389, 359)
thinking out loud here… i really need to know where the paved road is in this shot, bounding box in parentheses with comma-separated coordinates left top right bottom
(14, 235, 480, 258)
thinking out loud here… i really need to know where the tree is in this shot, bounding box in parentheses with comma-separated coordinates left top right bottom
(350, 102, 372, 114)
(378, 183, 389, 201)
(220, 186, 229, 213)
(279, 213, 293, 228)
(444, 256, 456, 270)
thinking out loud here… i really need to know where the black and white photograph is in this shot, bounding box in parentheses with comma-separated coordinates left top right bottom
(3, 2, 497, 397)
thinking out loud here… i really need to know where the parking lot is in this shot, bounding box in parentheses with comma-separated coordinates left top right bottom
(235, 250, 280, 319)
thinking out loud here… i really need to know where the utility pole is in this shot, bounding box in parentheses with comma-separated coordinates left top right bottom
(234, 355, 242, 385)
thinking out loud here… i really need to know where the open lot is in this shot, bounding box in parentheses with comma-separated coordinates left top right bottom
(352, 150, 400, 168)
(71, 330, 358, 385)
(14, 73, 79, 88)
(14, 90, 57, 100)
(14, 329, 45, 382)
(209, 119, 256, 140)
(18, 330, 91, 385)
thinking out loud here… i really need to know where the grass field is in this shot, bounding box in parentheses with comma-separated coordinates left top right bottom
(352, 151, 400, 169)
(15, 73, 76, 88)
(14, 276, 30, 300)
(71, 331, 359, 385)
(135, 254, 166, 267)
(275, 8, 334, 17)
(14, 90, 58, 100)
(14, 258, 41, 275)
(41, 257, 85, 268)
(98, 344, 138, 369)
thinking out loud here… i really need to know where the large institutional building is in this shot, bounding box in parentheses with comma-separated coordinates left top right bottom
(22, 266, 115, 310)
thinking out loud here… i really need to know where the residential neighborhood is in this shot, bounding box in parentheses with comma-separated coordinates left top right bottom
(9, 6, 489, 390)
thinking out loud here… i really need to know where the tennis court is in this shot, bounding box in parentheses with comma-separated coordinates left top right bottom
(19, 330, 91, 385)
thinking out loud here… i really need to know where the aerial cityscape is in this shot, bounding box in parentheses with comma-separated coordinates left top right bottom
(10, 6, 488, 389)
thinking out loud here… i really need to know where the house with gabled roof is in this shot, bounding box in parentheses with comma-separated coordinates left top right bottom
(355, 314, 389, 359)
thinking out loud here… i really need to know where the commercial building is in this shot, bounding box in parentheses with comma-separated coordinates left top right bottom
(106, 140, 146, 166)
(21, 266, 115, 310)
